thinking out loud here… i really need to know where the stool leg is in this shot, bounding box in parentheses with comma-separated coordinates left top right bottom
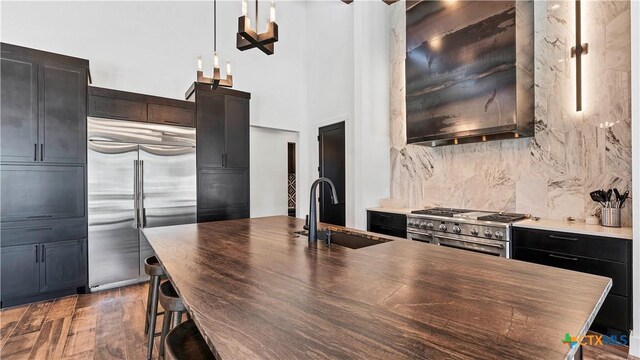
(144, 277, 154, 335)
(171, 311, 182, 328)
(146, 275, 161, 359)
(158, 309, 173, 359)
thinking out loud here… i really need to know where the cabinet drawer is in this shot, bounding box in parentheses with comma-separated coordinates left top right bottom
(512, 228, 628, 263)
(369, 223, 406, 239)
(148, 103, 195, 127)
(1, 219, 86, 247)
(594, 294, 629, 332)
(514, 247, 628, 297)
(89, 94, 147, 122)
(367, 211, 406, 230)
(1, 165, 85, 223)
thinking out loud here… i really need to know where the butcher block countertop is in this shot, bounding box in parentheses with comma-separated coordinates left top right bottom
(143, 216, 611, 360)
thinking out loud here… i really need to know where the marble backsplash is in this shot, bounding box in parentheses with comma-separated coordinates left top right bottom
(389, 0, 632, 225)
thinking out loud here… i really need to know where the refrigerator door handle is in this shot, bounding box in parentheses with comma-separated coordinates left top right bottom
(139, 160, 145, 228)
(133, 160, 139, 228)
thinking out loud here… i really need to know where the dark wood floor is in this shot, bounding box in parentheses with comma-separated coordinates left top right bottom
(0, 283, 634, 359)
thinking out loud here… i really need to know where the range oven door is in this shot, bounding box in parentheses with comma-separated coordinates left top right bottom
(432, 234, 508, 258)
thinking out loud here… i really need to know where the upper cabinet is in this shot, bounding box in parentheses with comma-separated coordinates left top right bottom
(0, 43, 88, 164)
(224, 96, 250, 168)
(88, 86, 195, 127)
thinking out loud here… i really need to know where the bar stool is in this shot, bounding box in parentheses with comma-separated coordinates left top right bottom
(158, 280, 187, 359)
(144, 255, 165, 359)
(165, 319, 215, 360)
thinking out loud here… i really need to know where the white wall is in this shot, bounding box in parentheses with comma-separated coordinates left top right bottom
(249, 126, 298, 218)
(630, 0, 639, 356)
(0, 0, 307, 132)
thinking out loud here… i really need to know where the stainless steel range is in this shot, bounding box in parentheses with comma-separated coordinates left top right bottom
(406, 208, 527, 258)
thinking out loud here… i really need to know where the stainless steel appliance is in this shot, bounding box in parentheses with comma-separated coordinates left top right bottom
(87, 118, 196, 290)
(406, 208, 527, 258)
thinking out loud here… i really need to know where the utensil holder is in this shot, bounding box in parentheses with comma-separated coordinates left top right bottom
(601, 207, 621, 228)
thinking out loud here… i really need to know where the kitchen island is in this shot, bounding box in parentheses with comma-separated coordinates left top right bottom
(143, 216, 611, 360)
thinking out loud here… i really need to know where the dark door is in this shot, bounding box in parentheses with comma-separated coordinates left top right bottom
(40, 239, 87, 292)
(318, 122, 345, 226)
(224, 96, 250, 168)
(196, 91, 225, 168)
(0, 52, 38, 163)
(39, 61, 87, 164)
(0, 165, 85, 222)
(0, 244, 40, 299)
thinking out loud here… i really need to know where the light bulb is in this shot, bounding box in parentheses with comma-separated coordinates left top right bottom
(269, 1, 276, 22)
(197, 55, 202, 71)
(242, 0, 247, 16)
(214, 53, 219, 68)
(226, 60, 232, 76)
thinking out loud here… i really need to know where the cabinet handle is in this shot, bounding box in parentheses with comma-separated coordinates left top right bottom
(27, 215, 53, 219)
(41, 245, 45, 262)
(40, 144, 44, 161)
(549, 253, 578, 261)
(549, 235, 578, 241)
(35, 245, 39, 263)
(34, 144, 38, 161)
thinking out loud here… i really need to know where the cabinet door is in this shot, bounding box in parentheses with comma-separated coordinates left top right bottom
(196, 91, 225, 168)
(1, 165, 85, 222)
(0, 52, 38, 163)
(224, 96, 249, 168)
(197, 168, 249, 212)
(88, 94, 147, 122)
(39, 61, 87, 164)
(0, 244, 40, 299)
(40, 239, 87, 292)
(148, 103, 195, 127)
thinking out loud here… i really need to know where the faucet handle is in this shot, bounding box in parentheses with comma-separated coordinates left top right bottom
(303, 215, 309, 230)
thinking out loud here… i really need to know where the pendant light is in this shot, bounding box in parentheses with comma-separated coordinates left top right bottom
(197, 0, 233, 89)
(237, 0, 278, 55)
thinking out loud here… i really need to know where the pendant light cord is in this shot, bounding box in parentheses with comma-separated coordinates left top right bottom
(256, 0, 259, 31)
(214, 0, 217, 52)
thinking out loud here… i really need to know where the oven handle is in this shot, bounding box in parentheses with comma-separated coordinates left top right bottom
(433, 234, 505, 249)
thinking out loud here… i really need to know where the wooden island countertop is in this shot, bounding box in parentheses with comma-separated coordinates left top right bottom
(143, 216, 611, 360)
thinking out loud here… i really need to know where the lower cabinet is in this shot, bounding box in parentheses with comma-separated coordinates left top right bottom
(1, 238, 87, 306)
(512, 227, 632, 335)
(197, 168, 249, 222)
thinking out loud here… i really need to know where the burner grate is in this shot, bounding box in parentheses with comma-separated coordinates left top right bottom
(477, 213, 527, 223)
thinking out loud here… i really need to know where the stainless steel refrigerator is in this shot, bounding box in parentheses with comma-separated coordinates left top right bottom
(87, 117, 196, 290)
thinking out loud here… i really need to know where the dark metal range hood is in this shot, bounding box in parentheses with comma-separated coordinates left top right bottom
(405, 0, 535, 147)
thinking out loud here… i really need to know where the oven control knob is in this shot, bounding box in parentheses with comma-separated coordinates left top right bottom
(438, 224, 447, 232)
(452, 225, 461, 234)
(484, 230, 493, 238)
(419, 222, 427, 229)
(408, 220, 415, 227)
(494, 231, 504, 239)
(470, 228, 479, 236)
(426, 222, 434, 230)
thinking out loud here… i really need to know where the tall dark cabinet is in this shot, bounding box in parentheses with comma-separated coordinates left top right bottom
(1, 43, 89, 308)
(186, 83, 250, 222)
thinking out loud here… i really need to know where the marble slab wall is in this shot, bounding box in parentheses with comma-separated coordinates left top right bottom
(389, 0, 632, 225)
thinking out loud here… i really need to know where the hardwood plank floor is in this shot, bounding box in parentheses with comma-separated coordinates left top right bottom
(0, 283, 634, 359)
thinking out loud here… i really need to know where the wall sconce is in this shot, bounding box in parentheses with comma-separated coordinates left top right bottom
(571, 0, 589, 112)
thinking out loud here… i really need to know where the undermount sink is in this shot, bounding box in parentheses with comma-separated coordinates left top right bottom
(293, 229, 392, 249)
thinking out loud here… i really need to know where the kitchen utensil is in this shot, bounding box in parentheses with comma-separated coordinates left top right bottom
(614, 188, 621, 202)
(619, 190, 629, 208)
(606, 189, 613, 202)
(589, 190, 606, 205)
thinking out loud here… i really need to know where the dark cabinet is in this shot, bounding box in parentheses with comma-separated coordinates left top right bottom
(39, 61, 87, 164)
(512, 227, 632, 334)
(0, 52, 38, 163)
(188, 83, 251, 222)
(1, 44, 88, 165)
(40, 239, 87, 292)
(88, 86, 195, 127)
(1, 43, 89, 308)
(1, 239, 87, 303)
(367, 211, 407, 238)
(0, 244, 40, 299)
(0, 165, 85, 223)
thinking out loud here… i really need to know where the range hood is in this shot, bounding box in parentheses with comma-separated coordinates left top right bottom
(405, 0, 534, 147)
